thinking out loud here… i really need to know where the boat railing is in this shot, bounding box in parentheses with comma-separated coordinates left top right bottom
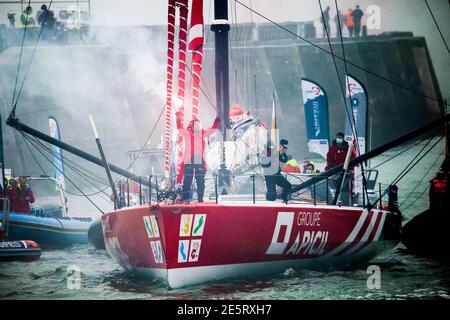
(1, 197, 10, 241)
(112, 168, 388, 209)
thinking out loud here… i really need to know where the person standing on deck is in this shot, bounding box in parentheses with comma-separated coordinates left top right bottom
(20, 6, 36, 28)
(263, 139, 292, 203)
(176, 110, 220, 202)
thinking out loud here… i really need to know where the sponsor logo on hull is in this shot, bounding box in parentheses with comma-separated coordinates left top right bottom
(266, 210, 386, 258)
(178, 214, 206, 263)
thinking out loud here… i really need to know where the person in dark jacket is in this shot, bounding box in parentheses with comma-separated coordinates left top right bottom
(176, 111, 220, 202)
(352, 5, 364, 37)
(263, 138, 292, 203)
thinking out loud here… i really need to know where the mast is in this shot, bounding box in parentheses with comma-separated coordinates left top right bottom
(211, 0, 231, 192)
(211, 0, 231, 131)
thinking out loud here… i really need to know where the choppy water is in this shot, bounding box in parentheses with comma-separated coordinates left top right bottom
(1, 140, 449, 300)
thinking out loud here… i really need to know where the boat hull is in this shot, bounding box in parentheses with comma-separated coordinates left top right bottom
(0, 213, 91, 248)
(102, 202, 401, 288)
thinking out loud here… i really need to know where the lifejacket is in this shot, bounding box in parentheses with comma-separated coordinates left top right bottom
(20, 13, 35, 28)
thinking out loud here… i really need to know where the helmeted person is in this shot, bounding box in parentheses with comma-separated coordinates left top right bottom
(325, 132, 356, 171)
(176, 110, 220, 202)
(263, 138, 292, 203)
(20, 6, 36, 28)
(9, 176, 35, 214)
(282, 159, 301, 173)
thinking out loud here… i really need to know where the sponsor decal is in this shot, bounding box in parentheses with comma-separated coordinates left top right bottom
(149, 216, 160, 237)
(266, 211, 329, 256)
(178, 214, 207, 263)
(178, 240, 190, 263)
(150, 240, 163, 264)
(266, 212, 294, 254)
(143, 216, 154, 238)
(192, 214, 206, 236)
(188, 239, 202, 262)
(179, 214, 194, 237)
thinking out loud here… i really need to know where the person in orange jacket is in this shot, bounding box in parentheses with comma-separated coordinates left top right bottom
(345, 9, 354, 38)
(9, 176, 35, 214)
(176, 111, 220, 202)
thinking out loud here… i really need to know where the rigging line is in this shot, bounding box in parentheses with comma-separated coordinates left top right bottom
(22, 133, 105, 213)
(392, 132, 439, 185)
(393, 135, 443, 185)
(12, 0, 54, 113)
(31, 136, 111, 187)
(233, 0, 448, 107)
(333, 0, 370, 204)
(11, 0, 31, 112)
(424, 0, 450, 55)
(27, 135, 113, 198)
(318, 0, 359, 150)
(399, 152, 443, 208)
(23, 134, 112, 201)
(370, 128, 439, 170)
(400, 184, 428, 211)
(372, 134, 444, 208)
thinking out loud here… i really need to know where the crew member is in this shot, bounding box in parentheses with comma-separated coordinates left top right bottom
(176, 110, 220, 202)
(345, 9, 354, 38)
(9, 176, 35, 214)
(325, 132, 356, 171)
(263, 138, 292, 203)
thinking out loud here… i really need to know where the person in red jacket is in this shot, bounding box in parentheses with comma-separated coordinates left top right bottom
(9, 176, 35, 214)
(176, 111, 220, 202)
(325, 132, 356, 171)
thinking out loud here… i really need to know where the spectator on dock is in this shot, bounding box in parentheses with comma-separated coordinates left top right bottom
(345, 9, 354, 38)
(37, 5, 56, 40)
(20, 6, 36, 28)
(352, 5, 364, 37)
(334, 10, 345, 38)
(282, 159, 301, 174)
(9, 177, 35, 214)
(321, 6, 331, 38)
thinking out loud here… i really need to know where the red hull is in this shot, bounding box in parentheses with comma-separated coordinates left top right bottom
(102, 202, 401, 288)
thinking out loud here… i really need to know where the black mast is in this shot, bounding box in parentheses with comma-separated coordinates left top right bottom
(211, 0, 231, 192)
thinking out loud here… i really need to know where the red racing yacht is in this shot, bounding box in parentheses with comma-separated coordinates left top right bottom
(100, 0, 403, 288)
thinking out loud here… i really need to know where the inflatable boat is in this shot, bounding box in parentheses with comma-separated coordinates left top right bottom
(0, 212, 91, 248)
(0, 240, 41, 262)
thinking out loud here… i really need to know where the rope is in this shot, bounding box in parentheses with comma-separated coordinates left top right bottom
(424, 0, 450, 55)
(20, 131, 105, 214)
(10, 0, 31, 113)
(11, 1, 55, 114)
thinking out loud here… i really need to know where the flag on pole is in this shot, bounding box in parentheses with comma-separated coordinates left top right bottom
(48, 116, 66, 190)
